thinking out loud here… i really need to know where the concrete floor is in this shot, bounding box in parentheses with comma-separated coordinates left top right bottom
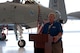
(0, 31, 34, 53)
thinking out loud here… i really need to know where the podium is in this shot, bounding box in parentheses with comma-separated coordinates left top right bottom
(29, 34, 53, 53)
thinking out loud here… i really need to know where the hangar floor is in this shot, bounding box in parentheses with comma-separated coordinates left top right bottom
(0, 32, 34, 53)
(0, 19, 80, 53)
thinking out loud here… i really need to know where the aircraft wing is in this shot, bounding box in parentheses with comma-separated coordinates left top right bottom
(67, 12, 80, 20)
(67, 12, 80, 19)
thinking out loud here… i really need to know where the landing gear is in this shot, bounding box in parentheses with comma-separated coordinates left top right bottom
(18, 39, 26, 47)
(17, 24, 26, 48)
(0, 25, 7, 41)
(0, 33, 6, 41)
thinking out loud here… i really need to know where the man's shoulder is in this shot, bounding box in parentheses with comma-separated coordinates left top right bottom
(54, 21, 61, 24)
(44, 22, 50, 25)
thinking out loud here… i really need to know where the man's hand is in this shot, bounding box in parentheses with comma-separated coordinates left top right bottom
(53, 32, 62, 43)
(53, 36, 60, 43)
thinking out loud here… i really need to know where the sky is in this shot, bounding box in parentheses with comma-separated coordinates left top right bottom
(0, 0, 80, 14)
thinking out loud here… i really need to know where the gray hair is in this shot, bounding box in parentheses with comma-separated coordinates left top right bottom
(48, 12, 56, 18)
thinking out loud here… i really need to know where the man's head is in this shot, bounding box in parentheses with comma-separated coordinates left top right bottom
(48, 13, 56, 23)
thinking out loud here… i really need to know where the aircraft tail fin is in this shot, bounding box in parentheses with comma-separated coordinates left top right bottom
(49, 0, 67, 24)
